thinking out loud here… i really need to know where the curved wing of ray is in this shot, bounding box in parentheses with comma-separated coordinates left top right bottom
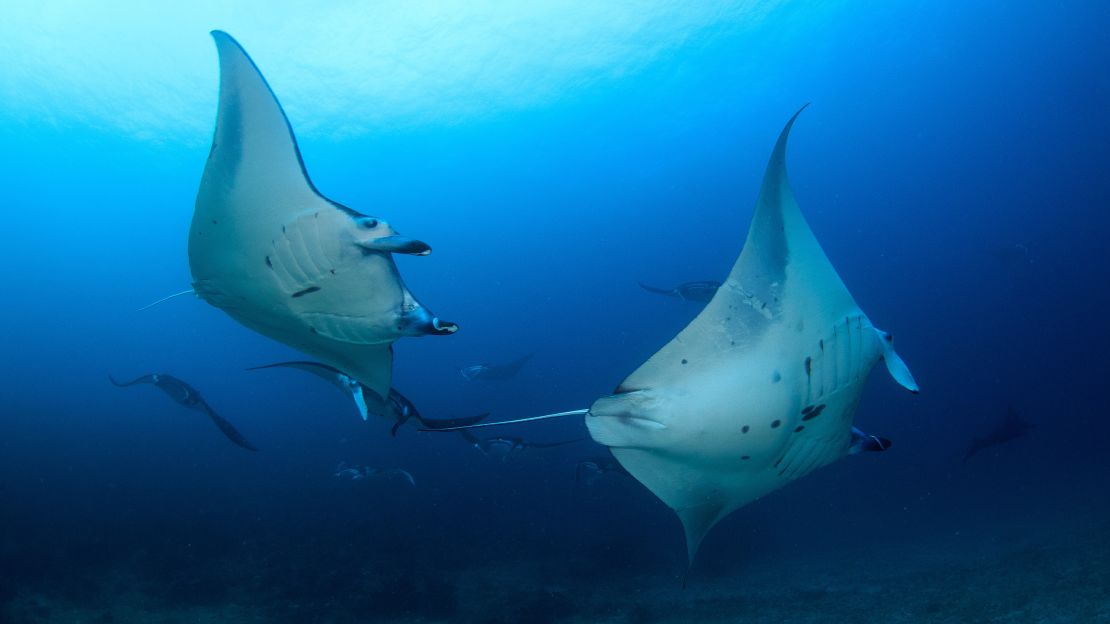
(246, 360, 351, 394)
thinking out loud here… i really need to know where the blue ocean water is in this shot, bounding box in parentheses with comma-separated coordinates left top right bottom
(1, 1, 1108, 622)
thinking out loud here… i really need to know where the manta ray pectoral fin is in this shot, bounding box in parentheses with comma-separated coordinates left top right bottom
(357, 235, 431, 256)
(876, 330, 919, 393)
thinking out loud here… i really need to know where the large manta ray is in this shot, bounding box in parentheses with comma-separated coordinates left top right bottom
(188, 31, 456, 401)
(433, 106, 919, 578)
(587, 106, 919, 570)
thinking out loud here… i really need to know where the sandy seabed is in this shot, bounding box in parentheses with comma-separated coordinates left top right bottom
(3, 518, 1108, 624)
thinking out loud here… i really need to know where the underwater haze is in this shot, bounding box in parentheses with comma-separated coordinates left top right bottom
(2, 1, 1109, 622)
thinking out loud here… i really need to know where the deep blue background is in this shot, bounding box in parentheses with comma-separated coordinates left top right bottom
(1, 0, 1108, 597)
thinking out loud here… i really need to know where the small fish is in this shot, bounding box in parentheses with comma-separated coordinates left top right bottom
(575, 455, 630, 486)
(459, 430, 584, 462)
(334, 462, 415, 486)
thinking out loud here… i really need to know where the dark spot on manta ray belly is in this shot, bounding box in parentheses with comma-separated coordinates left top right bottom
(772, 371, 781, 383)
(794, 425, 805, 433)
(681, 359, 688, 365)
(771, 419, 781, 428)
(265, 256, 273, 269)
(741, 455, 750, 460)
(292, 286, 321, 298)
(802, 404, 826, 421)
(741, 425, 750, 433)
(804, 357, 812, 377)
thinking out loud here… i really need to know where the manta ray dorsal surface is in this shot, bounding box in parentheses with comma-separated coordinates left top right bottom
(188, 31, 456, 400)
(586, 105, 919, 566)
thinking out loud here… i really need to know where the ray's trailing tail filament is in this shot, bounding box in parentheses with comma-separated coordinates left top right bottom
(419, 409, 590, 432)
(137, 289, 195, 312)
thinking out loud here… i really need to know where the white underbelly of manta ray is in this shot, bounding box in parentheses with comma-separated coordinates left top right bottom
(187, 31, 457, 401)
(584, 105, 920, 569)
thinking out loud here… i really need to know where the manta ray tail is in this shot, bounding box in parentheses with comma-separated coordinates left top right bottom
(137, 289, 195, 312)
(417, 409, 589, 432)
(417, 412, 491, 432)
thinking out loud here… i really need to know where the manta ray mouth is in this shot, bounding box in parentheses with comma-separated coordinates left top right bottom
(590, 413, 667, 430)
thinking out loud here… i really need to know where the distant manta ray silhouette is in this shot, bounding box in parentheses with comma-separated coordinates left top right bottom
(427, 106, 918, 584)
(638, 280, 721, 303)
(963, 405, 1034, 462)
(458, 353, 535, 381)
(109, 373, 258, 451)
(186, 31, 456, 405)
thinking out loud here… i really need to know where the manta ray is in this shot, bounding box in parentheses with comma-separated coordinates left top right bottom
(458, 352, 535, 381)
(962, 405, 1034, 462)
(109, 373, 258, 451)
(432, 106, 919, 578)
(586, 106, 919, 572)
(188, 31, 456, 403)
